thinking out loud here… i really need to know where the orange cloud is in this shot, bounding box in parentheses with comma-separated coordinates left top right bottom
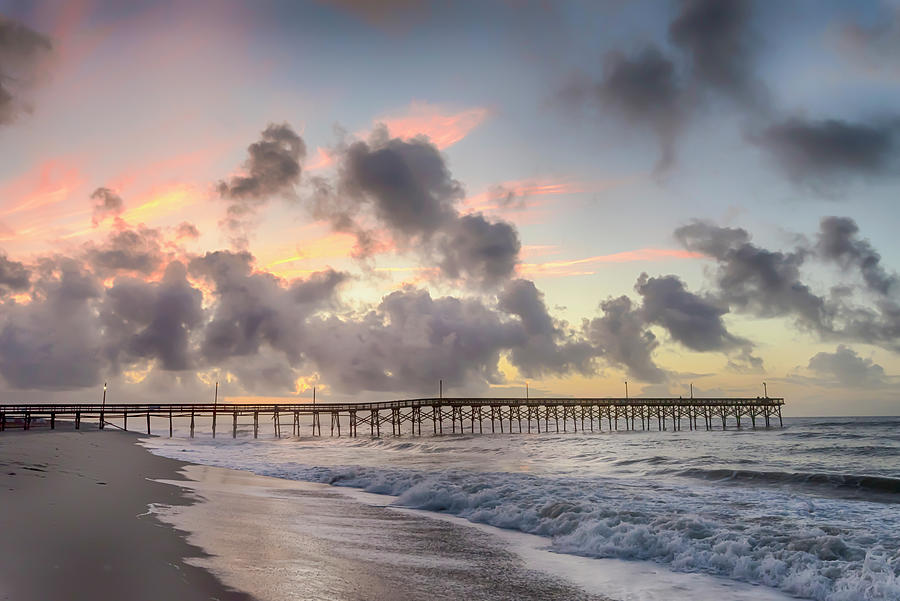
(377, 101, 489, 149)
(0, 160, 83, 220)
(120, 183, 200, 224)
(306, 147, 335, 171)
(518, 248, 704, 278)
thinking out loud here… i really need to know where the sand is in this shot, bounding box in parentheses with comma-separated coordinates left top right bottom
(0, 426, 254, 601)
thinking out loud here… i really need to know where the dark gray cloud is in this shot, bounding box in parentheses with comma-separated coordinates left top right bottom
(635, 273, 762, 371)
(438, 214, 520, 288)
(677, 219, 900, 353)
(594, 46, 684, 173)
(0, 16, 51, 125)
(585, 295, 667, 383)
(498, 278, 594, 377)
(100, 261, 203, 372)
(561, 0, 764, 172)
(305, 287, 522, 393)
(675, 221, 830, 331)
(669, 0, 762, 106)
(807, 345, 887, 388)
(189, 250, 346, 364)
(218, 123, 306, 246)
(636, 273, 744, 352)
(83, 224, 167, 276)
(315, 129, 520, 287)
(0, 253, 29, 295)
(816, 216, 896, 296)
(0, 259, 103, 390)
(339, 129, 462, 238)
(754, 117, 900, 186)
(90, 187, 125, 225)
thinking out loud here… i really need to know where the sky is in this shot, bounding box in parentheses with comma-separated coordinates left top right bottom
(0, 0, 898, 415)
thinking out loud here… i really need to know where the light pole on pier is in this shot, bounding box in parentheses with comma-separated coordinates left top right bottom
(439, 379, 443, 399)
(624, 380, 628, 399)
(690, 382, 693, 399)
(762, 381, 768, 398)
(526, 381, 529, 399)
(100, 381, 107, 429)
(212, 381, 218, 438)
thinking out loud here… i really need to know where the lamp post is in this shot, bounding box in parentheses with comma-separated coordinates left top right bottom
(525, 381, 529, 400)
(624, 380, 628, 399)
(100, 382, 107, 429)
(690, 382, 693, 399)
(212, 381, 218, 438)
(763, 381, 768, 398)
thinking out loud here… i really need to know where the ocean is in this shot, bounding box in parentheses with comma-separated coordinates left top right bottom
(144, 416, 900, 601)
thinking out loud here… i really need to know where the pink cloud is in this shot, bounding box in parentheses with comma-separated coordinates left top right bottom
(376, 101, 489, 149)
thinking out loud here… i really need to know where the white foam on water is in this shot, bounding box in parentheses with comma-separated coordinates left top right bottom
(338, 486, 797, 601)
(142, 423, 900, 601)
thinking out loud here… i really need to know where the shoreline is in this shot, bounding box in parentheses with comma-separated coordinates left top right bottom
(0, 427, 255, 601)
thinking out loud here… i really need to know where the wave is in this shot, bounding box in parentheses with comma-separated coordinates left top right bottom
(297, 467, 900, 601)
(677, 468, 900, 496)
(144, 434, 900, 601)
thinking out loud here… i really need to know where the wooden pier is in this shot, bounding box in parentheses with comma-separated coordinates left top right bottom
(0, 397, 784, 437)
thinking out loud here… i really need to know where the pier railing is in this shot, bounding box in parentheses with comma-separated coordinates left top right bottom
(0, 396, 784, 437)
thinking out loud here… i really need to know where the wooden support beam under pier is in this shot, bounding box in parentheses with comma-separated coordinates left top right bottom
(0, 397, 786, 438)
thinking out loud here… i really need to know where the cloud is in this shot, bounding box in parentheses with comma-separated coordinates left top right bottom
(0, 258, 104, 390)
(675, 221, 830, 331)
(304, 287, 523, 394)
(376, 101, 489, 149)
(218, 123, 306, 246)
(585, 295, 667, 383)
(314, 127, 521, 287)
(636, 273, 744, 351)
(669, 0, 763, 107)
(0, 253, 29, 295)
(753, 117, 900, 188)
(676, 219, 900, 353)
(175, 222, 200, 240)
(0, 234, 714, 395)
(561, 0, 764, 173)
(82, 223, 168, 277)
(592, 46, 684, 173)
(100, 261, 203, 372)
(806, 345, 888, 388)
(437, 214, 520, 288)
(0, 17, 52, 125)
(90, 187, 125, 225)
(816, 216, 897, 296)
(838, 7, 900, 74)
(189, 250, 347, 364)
(340, 128, 461, 238)
(498, 278, 594, 377)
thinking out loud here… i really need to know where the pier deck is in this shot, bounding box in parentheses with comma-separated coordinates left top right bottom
(1, 397, 784, 437)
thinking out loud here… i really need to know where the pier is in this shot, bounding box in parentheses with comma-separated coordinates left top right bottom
(0, 397, 784, 437)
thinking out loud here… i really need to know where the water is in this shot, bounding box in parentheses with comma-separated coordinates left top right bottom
(144, 416, 900, 601)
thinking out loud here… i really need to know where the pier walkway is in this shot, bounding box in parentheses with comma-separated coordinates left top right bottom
(1, 397, 784, 437)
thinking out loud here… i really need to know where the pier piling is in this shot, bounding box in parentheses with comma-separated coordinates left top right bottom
(0, 397, 785, 439)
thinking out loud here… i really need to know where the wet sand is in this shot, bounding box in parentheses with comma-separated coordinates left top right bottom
(0, 427, 253, 601)
(1, 426, 603, 601)
(154, 464, 607, 601)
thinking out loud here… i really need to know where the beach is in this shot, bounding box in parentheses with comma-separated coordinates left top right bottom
(4, 418, 899, 601)
(0, 428, 605, 601)
(0, 427, 252, 601)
